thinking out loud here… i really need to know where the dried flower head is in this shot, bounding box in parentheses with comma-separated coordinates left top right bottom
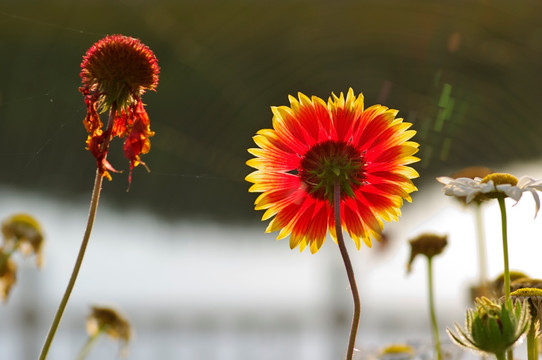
(406, 233, 447, 273)
(1, 213, 44, 267)
(86, 306, 132, 356)
(80, 34, 160, 183)
(511, 277, 542, 292)
(0, 254, 16, 302)
(246, 88, 419, 253)
(448, 297, 530, 358)
(491, 271, 529, 298)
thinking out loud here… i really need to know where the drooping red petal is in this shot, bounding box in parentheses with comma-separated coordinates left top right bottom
(121, 101, 154, 185)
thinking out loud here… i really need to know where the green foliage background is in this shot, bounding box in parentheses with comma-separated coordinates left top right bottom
(1, 0, 542, 221)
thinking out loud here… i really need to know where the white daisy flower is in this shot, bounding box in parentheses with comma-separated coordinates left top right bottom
(436, 173, 542, 217)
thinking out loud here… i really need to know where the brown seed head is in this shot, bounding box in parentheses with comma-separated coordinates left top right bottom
(407, 233, 447, 273)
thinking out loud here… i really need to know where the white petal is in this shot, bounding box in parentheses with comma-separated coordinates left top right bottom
(517, 176, 534, 188)
(479, 181, 495, 194)
(529, 189, 541, 218)
(466, 190, 480, 203)
(436, 176, 453, 185)
(499, 185, 522, 201)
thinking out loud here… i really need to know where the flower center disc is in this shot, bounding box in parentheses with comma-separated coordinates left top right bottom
(481, 173, 518, 186)
(299, 140, 366, 201)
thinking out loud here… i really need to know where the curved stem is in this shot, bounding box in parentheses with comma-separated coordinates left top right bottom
(38, 104, 116, 360)
(427, 257, 442, 360)
(38, 170, 103, 360)
(334, 180, 361, 360)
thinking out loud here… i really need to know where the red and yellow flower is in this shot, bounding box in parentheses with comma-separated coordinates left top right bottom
(79, 34, 159, 183)
(246, 89, 420, 253)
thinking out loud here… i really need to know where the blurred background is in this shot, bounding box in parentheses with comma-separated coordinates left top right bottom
(2, 0, 542, 359)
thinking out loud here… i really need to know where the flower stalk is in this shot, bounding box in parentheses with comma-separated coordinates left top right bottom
(497, 197, 511, 302)
(334, 179, 360, 360)
(38, 104, 116, 360)
(76, 328, 103, 360)
(427, 256, 442, 360)
(474, 203, 489, 292)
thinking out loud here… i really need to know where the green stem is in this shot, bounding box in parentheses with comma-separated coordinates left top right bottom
(474, 203, 489, 291)
(527, 319, 537, 360)
(38, 170, 103, 360)
(427, 257, 442, 360)
(497, 198, 510, 302)
(38, 104, 116, 360)
(497, 197, 513, 360)
(334, 180, 361, 360)
(496, 352, 506, 360)
(76, 331, 103, 360)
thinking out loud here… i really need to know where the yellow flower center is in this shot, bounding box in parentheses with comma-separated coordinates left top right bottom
(510, 287, 542, 298)
(299, 140, 366, 202)
(481, 173, 518, 186)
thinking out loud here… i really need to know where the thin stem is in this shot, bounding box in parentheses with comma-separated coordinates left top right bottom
(497, 197, 510, 302)
(38, 171, 103, 360)
(76, 331, 103, 360)
(427, 257, 442, 360)
(334, 179, 361, 360)
(497, 197, 513, 360)
(527, 320, 537, 360)
(474, 203, 489, 291)
(38, 104, 117, 360)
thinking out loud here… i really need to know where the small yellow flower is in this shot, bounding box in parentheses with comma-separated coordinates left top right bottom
(379, 344, 415, 359)
(1, 213, 44, 267)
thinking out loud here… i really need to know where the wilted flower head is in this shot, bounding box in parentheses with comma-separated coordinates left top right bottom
(447, 297, 530, 358)
(437, 173, 542, 217)
(406, 233, 447, 273)
(0, 254, 16, 302)
(86, 306, 132, 356)
(511, 277, 542, 292)
(491, 271, 529, 298)
(80, 34, 160, 183)
(246, 89, 419, 253)
(1, 213, 44, 267)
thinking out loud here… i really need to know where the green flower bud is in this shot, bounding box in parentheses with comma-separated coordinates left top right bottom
(448, 297, 531, 358)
